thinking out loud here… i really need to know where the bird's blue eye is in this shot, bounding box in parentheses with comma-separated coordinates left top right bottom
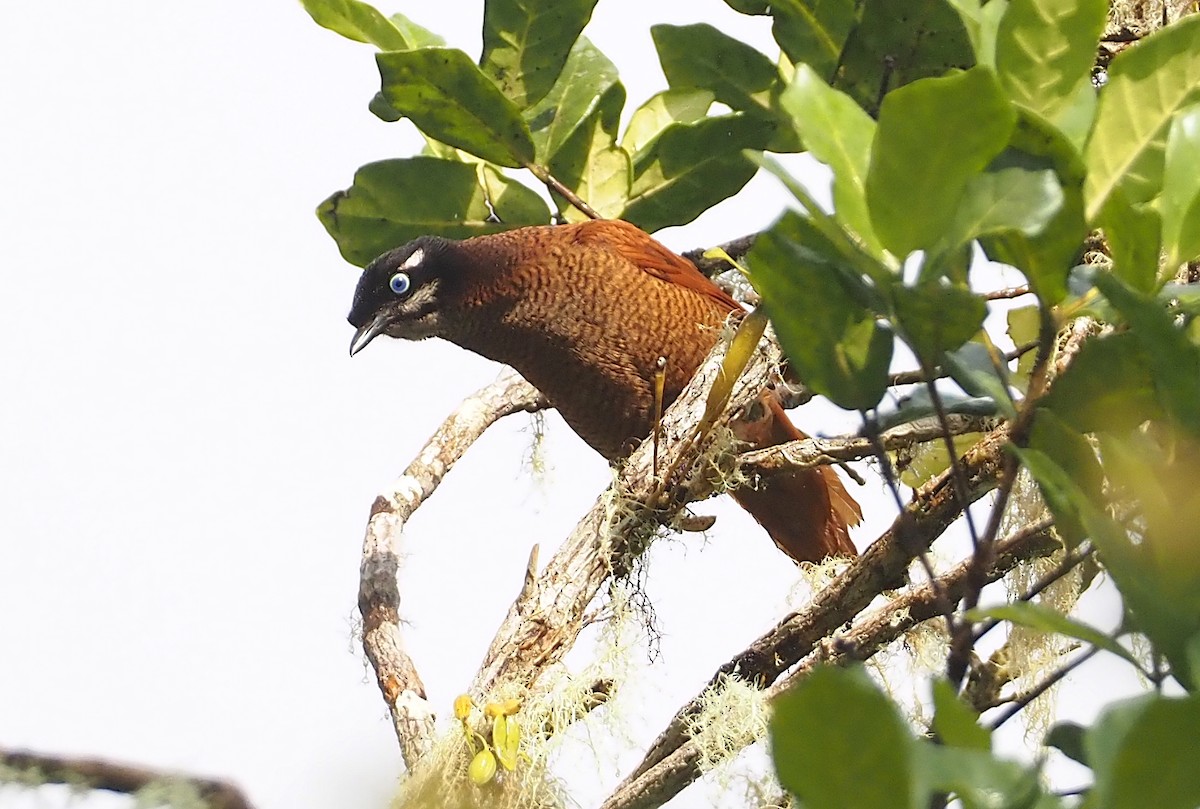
(389, 272, 411, 295)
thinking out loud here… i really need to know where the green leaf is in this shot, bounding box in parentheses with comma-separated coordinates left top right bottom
(1098, 188, 1162, 290)
(772, 667, 915, 809)
(480, 0, 598, 109)
(621, 89, 713, 158)
(621, 115, 767, 232)
(968, 603, 1142, 669)
(932, 679, 990, 751)
(724, 0, 770, 12)
(1094, 272, 1200, 437)
(866, 67, 1017, 255)
(652, 24, 781, 121)
(387, 12, 445, 48)
(1083, 14, 1200, 220)
(779, 65, 884, 257)
(944, 0, 1008, 66)
(981, 110, 1089, 302)
(994, 0, 1107, 122)
(834, 0, 976, 114)
(877, 388, 1000, 432)
(1087, 694, 1200, 808)
(376, 49, 535, 168)
(892, 283, 986, 360)
(1026, 407, 1103, 544)
(300, 0, 412, 49)
(916, 744, 1045, 806)
(1006, 305, 1040, 388)
(316, 157, 549, 266)
(1040, 332, 1162, 434)
(523, 38, 623, 166)
(935, 166, 1065, 260)
(768, 0, 859, 80)
(1160, 104, 1200, 268)
(1045, 722, 1089, 767)
(943, 341, 1018, 419)
(748, 212, 892, 410)
(558, 129, 631, 221)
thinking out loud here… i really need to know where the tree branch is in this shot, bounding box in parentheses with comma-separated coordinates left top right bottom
(616, 423, 1013, 800)
(0, 748, 253, 809)
(737, 413, 1001, 477)
(470, 321, 784, 698)
(601, 516, 1059, 809)
(357, 371, 547, 766)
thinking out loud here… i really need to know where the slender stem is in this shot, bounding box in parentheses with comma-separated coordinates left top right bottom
(987, 647, 1100, 731)
(525, 163, 601, 220)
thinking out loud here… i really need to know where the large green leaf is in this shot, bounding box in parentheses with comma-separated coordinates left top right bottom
(1087, 694, 1200, 807)
(934, 165, 1064, 260)
(523, 37, 622, 165)
(768, 0, 860, 80)
(834, 0, 975, 114)
(620, 115, 767, 232)
(748, 212, 892, 410)
(981, 110, 1089, 302)
(1026, 407, 1103, 543)
(994, 0, 1107, 123)
(554, 119, 631, 221)
(621, 89, 713, 158)
(1083, 14, 1200, 220)
(866, 67, 1016, 256)
(892, 283, 986, 360)
(376, 49, 536, 168)
(1088, 432, 1200, 688)
(931, 679, 990, 751)
(772, 667, 915, 809)
(300, 0, 411, 49)
(1096, 185, 1162, 290)
(1040, 332, 1161, 434)
(480, 0, 598, 109)
(316, 158, 550, 266)
(1094, 272, 1200, 437)
(779, 65, 883, 257)
(916, 745, 1046, 806)
(651, 23, 781, 121)
(1160, 104, 1200, 268)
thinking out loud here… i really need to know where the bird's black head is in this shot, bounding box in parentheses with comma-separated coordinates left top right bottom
(347, 236, 454, 356)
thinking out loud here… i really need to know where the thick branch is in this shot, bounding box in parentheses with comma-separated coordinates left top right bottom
(471, 324, 783, 698)
(0, 748, 253, 809)
(358, 371, 546, 766)
(619, 424, 1011, 793)
(602, 513, 1057, 809)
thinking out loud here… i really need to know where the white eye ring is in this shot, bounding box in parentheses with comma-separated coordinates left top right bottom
(389, 272, 411, 295)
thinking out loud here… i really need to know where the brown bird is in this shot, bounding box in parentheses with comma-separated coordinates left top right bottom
(348, 219, 860, 563)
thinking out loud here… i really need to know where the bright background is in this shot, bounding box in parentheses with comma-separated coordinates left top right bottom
(1, 2, 1139, 808)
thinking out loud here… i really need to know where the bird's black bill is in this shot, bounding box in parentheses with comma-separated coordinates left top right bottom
(349, 312, 392, 356)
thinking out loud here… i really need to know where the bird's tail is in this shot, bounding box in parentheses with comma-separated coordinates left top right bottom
(730, 396, 861, 564)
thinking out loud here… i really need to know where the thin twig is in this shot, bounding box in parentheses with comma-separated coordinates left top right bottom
(972, 536, 1091, 644)
(984, 285, 1032, 300)
(987, 647, 1100, 731)
(888, 341, 1038, 386)
(526, 163, 601, 220)
(0, 748, 253, 809)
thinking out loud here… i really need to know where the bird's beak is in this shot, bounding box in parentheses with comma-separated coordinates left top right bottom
(349, 312, 392, 357)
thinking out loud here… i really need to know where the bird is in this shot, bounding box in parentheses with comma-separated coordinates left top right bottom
(347, 218, 860, 563)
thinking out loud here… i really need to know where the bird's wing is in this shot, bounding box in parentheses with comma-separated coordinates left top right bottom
(570, 219, 743, 313)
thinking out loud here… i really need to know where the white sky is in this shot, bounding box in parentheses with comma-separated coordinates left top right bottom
(1, 2, 1142, 808)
